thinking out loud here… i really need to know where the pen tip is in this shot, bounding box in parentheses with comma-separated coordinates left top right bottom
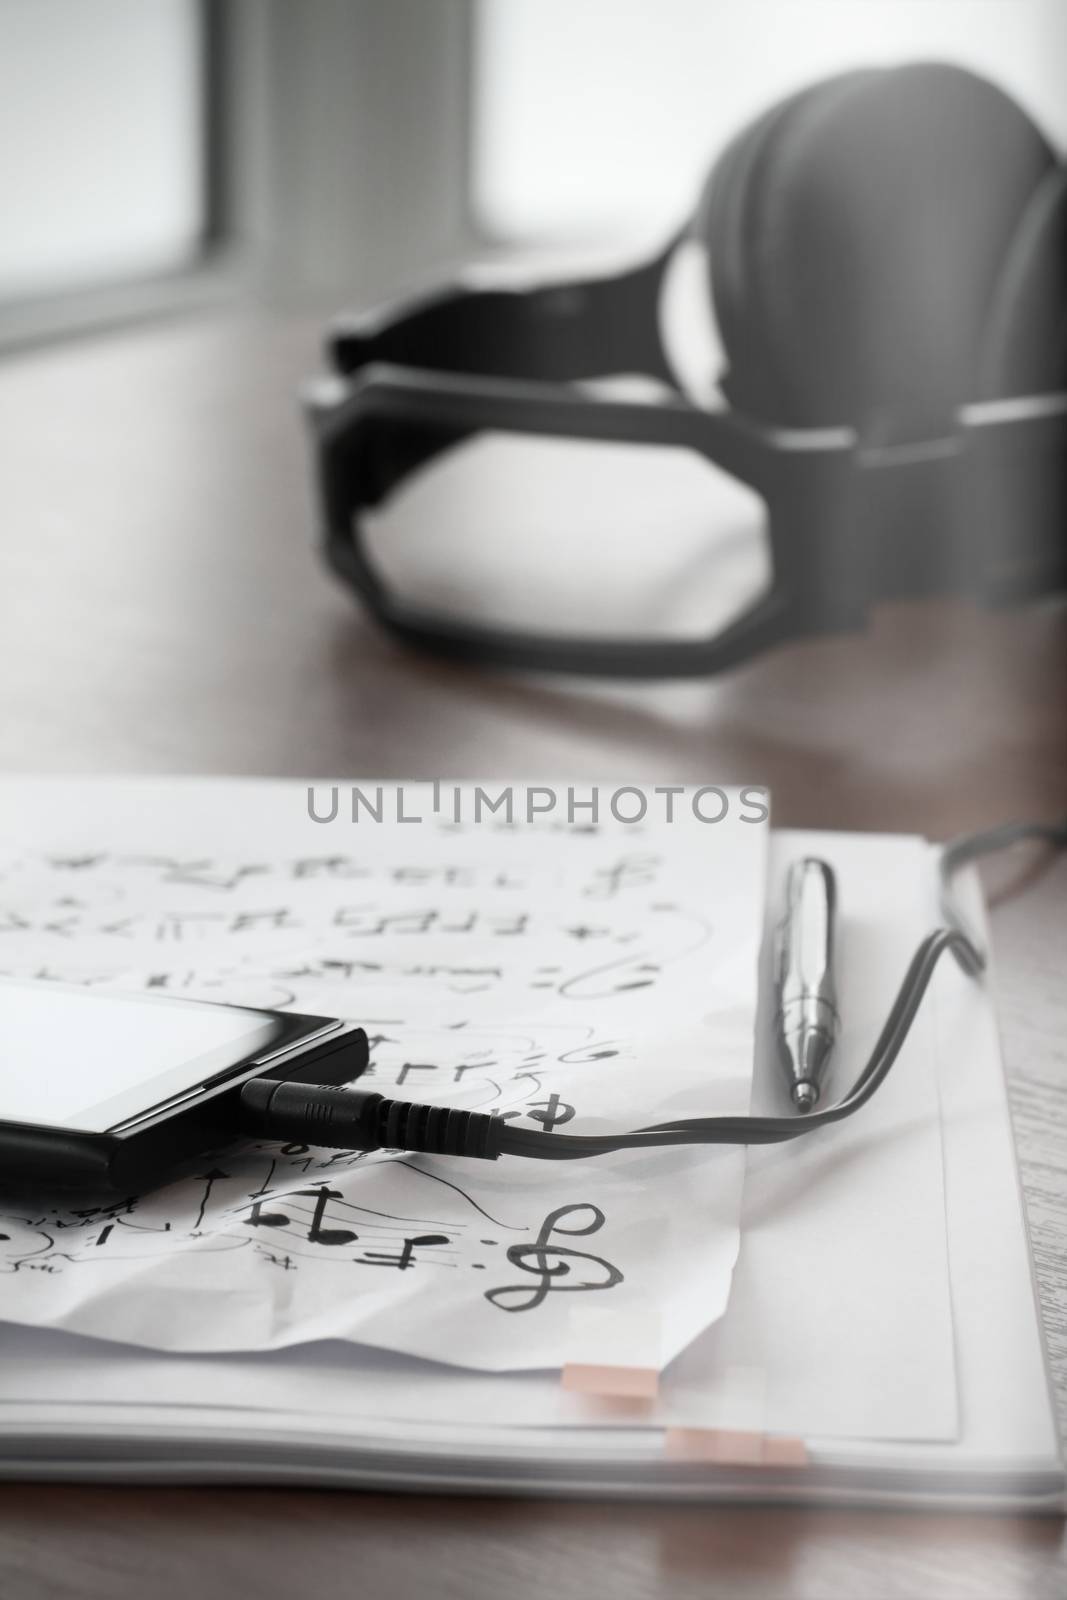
(792, 1082, 819, 1113)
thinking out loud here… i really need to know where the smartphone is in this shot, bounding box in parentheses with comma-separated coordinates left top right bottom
(0, 978, 368, 1195)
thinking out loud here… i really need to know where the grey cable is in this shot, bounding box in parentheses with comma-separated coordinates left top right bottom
(497, 814, 1067, 1162)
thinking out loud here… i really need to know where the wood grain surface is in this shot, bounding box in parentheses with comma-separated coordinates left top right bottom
(0, 315, 1064, 1600)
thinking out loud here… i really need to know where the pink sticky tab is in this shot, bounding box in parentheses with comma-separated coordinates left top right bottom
(664, 1429, 809, 1468)
(762, 1436, 809, 1468)
(561, 1362, 659, 1400)
(711, 1429, 765, 1466)
(664, 1427, 727, 1462)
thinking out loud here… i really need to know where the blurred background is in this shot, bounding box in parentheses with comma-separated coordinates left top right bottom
(0, 0, 1063, 806)
(1, 0, 1064, 341)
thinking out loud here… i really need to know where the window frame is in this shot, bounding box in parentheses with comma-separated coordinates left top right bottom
(0, 0, 479, 355)
(0, 0, 253, 354)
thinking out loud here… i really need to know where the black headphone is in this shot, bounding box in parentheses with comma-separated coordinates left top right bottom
(306, 63, 1067, 678)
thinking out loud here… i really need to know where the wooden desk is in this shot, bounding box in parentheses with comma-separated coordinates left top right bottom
(0, 316, 1065, 1600)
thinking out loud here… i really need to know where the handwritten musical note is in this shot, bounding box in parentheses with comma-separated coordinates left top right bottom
(297, 1186, 360, 1247)
(244, 1199, 289, 1230)
(584, 855, 660, 900)
(361, 1233, 450, 1271)
(525, 1094, 575, 1131)
(484, 1205, 623, 1313)
(194, 1169, 230, 1229)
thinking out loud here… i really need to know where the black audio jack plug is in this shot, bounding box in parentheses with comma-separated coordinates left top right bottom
(240, 1077, 505, 1159)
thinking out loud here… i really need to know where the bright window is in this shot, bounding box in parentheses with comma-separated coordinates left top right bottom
(474, 0, 1067, 244)
(0, 0, 204, 300)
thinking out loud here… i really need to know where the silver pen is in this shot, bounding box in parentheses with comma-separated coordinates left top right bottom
(773, 857, 839, 1112)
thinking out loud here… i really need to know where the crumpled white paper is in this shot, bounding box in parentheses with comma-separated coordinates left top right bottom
(0, 780, 766, 1371)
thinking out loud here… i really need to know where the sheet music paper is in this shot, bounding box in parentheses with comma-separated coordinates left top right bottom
(0, 779, 767, 1371)
(0, 833, 977, 1460)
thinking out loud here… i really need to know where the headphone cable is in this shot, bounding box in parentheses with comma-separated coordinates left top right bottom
(239, 814, 1067, 1163)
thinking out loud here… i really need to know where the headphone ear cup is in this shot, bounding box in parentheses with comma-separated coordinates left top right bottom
(704, 64, 1056, 434)
(697, 90, 810, 409)
(700, 72, 875, 419)
(976, 165, 1067, 399)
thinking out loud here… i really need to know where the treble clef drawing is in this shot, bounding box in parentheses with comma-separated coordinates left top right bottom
(484, 1203, 622, 1313)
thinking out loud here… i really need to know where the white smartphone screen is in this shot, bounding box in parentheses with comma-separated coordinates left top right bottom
(0, 979, 285, 1133)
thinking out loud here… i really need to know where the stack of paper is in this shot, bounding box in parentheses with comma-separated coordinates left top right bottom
(0, 782, 1060, 1508)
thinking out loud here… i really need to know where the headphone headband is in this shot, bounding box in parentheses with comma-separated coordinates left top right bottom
(306, 64, 1067, 679)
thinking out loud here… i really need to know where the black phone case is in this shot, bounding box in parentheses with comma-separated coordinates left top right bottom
(0, 1013, 369, 1196)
